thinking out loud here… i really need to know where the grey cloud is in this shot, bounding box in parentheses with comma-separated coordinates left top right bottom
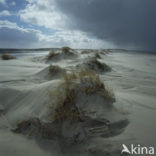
(0, 27, 39, 48)
(0, 26, 82, 49)
(54, 0, 156, 50)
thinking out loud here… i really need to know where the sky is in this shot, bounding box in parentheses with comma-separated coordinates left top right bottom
(0, 0, 156, 50)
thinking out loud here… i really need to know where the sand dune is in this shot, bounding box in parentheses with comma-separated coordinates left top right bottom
(0, 49, 155, 155)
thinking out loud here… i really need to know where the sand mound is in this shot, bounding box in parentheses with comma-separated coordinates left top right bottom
(46, 48, 77, 63)
(1, 54, 16, 60)
(94, 52, 101, 59)
(12, 71, 128, 144)
(77, 58, 111, 73)
(61, 46, 76, 55)
(36, 65, 66, 80)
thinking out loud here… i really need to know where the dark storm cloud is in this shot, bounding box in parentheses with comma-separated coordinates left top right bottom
(54, 0, 156, 50)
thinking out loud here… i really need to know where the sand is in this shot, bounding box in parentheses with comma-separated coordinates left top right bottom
(0, 49, 156, 156)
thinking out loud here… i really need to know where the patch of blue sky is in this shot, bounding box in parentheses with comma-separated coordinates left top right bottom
(0, 0, 27, 11)
(0, 15, 58, 36)
(0, 0, 58, 35)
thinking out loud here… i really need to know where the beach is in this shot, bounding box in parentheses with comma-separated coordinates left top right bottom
(0, 49, 156, 156)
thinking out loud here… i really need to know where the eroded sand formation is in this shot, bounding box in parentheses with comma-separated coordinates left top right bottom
(0, 49, 129, 156)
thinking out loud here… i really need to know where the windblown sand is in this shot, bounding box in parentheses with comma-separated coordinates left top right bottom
(0, 49, 155, 156)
